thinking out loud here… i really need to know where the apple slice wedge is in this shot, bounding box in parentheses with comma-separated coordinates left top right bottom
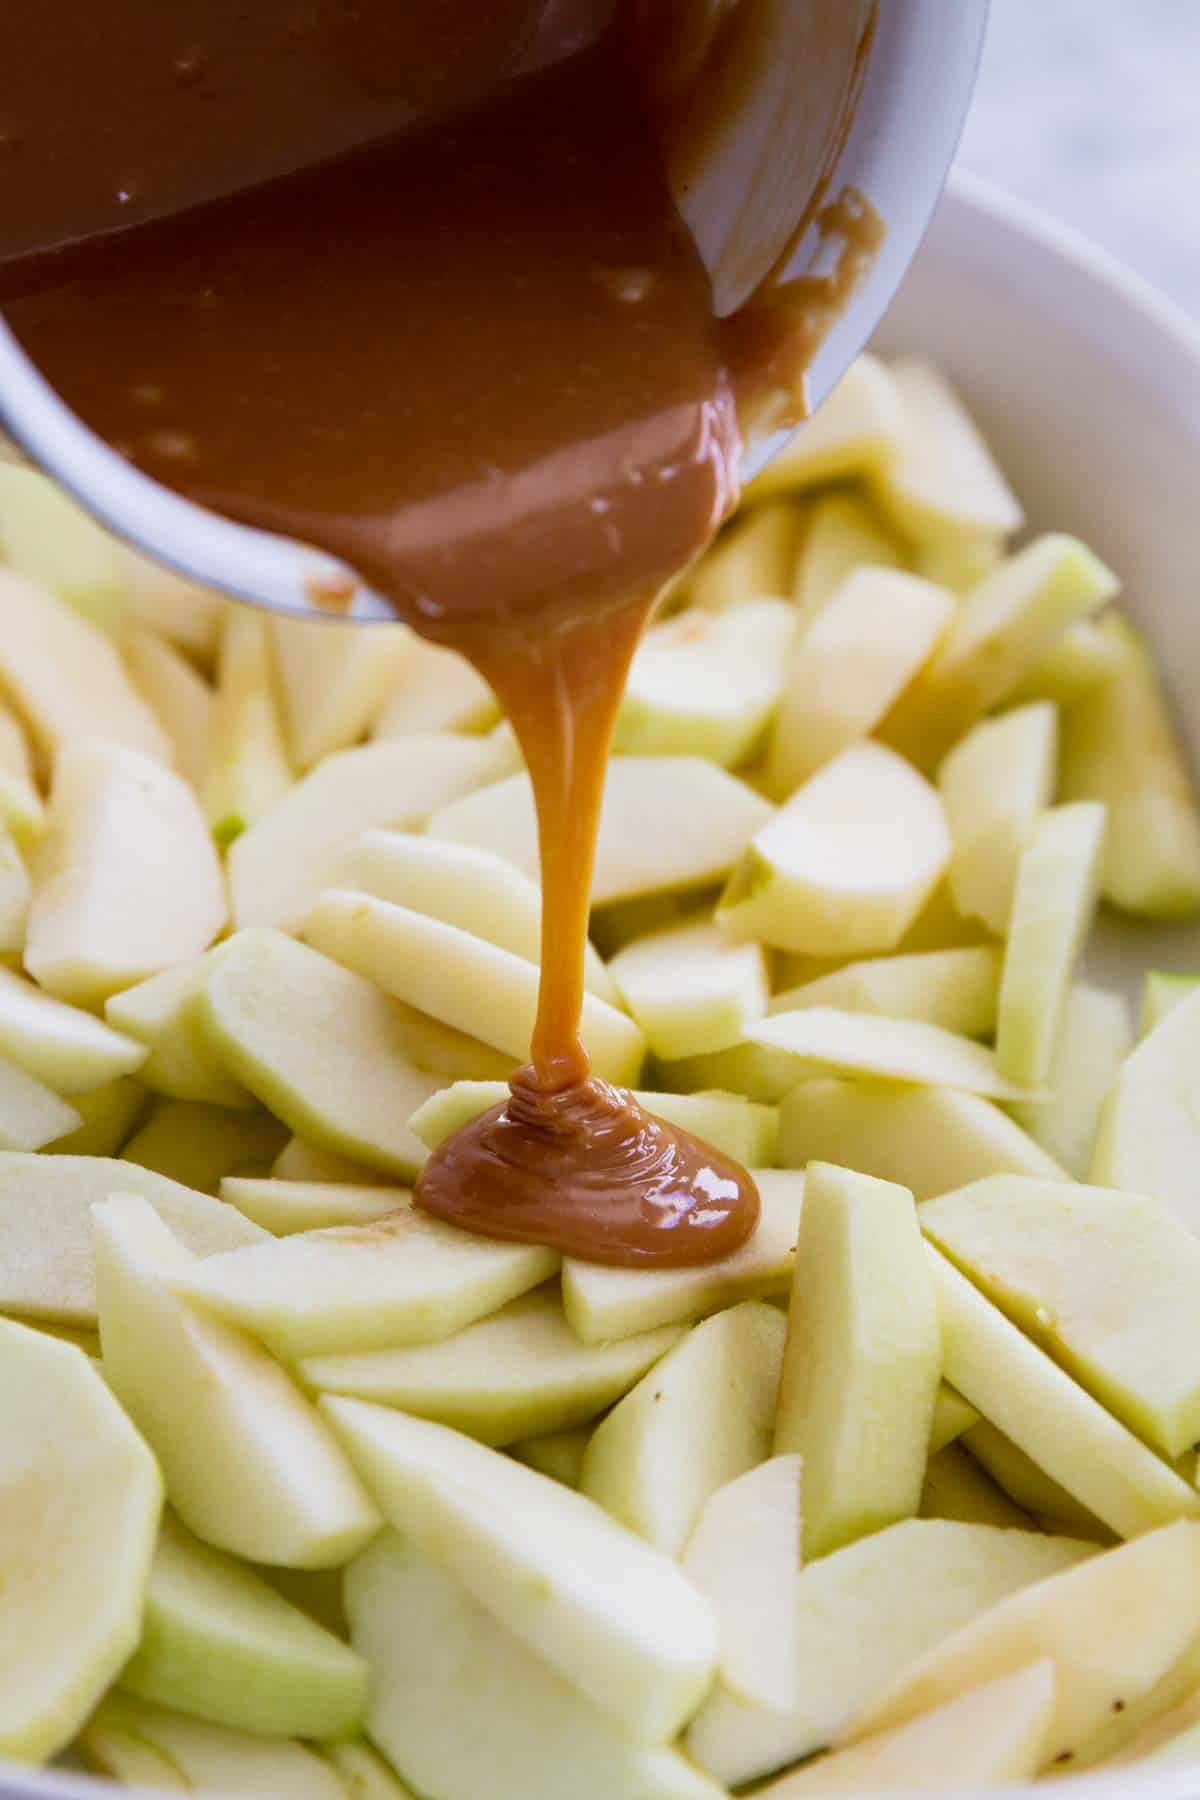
(78, 1718, 188, 1792)
(346, 1532, 724, 1800)
(371, 633, 499, 736)
(82, 1694, 346, 1800)
(202, 608, 293, 847)
(46, 1075, 147, 1157)
(325, 1398, 717, 1744)
(0, 464, 125, 631)
(0, 1320, 162, 1764)
(777, 1164, 940, 1557)
(121, 1099, 287, 1194)
(94, 1194, 381, 1568)
(931, 1384, 979, 1452)
(686, 502, 804, 613)
(123, 626, 214, 794)
(749, 1009, 1031, 1101)
(609, 915, 767, 1059)
(120, 1511, 367, 1738)
(793, 489, 907, 627)
(0, 1057, 79, 1150)
(272, 1137, 389, 1185)
(106, 947, 254, 1110)
(119, 545, 227, 662)
(771, 946, 1002, 1039)
(300, 1288, 681, 1446)
(270, 614, 410, 769)
(220, 1177, 403, 1234)
(747, 355, 904, 501)
(962, 1420, 1111, 1543)
(1009, 984, 1132, 1178)
(938, 701, 1058, 934)
(1092, 985, 1200, 1230)
(920, 1445, 1030, 1531)
(871, 357, 1023, 549)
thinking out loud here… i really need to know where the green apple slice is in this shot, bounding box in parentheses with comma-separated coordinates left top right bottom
(853, 1521, 1200, 1770)
(0, 464, 126, 631)
(765, 1662, 1056, 1797)
(220, 1177, 403, 1234)
(926, 1245, 1200, 1538)
(686, 502, 804, 613)
(122, 1099, 288, 1194)
(0, 1320, 162, 1763)
(119, 545, 227, 663)
(0, 1152, 264, 1325)
(428, 756, 772, 903)
(324, 1740, 416, 1800)
(306, 893, 644, 1085)
(229, 736, 501, 934)
(772, 946, 1002, 1039)
(202, 608, 293, 848)
(1060, 615, 1200, 917)
(1009, 984, 1132, 1177)
(124, 626, 214, 793)
(765, 568, 953, 798)
(273, 1137, 389, 1185)
(511, 1426, 592, 1488)
(178, 1201, 558, 1358)
(749, 1009, 1031, 1100)
(792, 489, 907, 628)
(0, 570, 169, 775)
(346, 1532, 724, 1800)
(995, 803, 1107, 1084)
(332, 829, 616, 1002)
(748, 355, 904, 500)
(915, 532, 1004, 596)
(79, 1717, 188, 1791)
(94, 1194, 381, 1567)
(938, 700, 1058, 934)
(198, 929, 441, 1178)
(300, 1289, 681, 1446)
(778, 1080, 1066, 1197)
(919, 1445, 1030, 1530)
(270, 614, 410, 769)
(562, 1170, 803, 1343)
(881, 535, 1118, 770)
(777, 1164, 940, 1557)
(609, 915, 767, 1059)
(1140, 970, 1200, 1037)
(326, 1397, 717, 1743)
(961, 1421, 1111, 1543)
(871, 357, 1022, 548)
(0, 1056, 79, 1149)
(106, 948, 254, 1110)
(719, 743, 950, 955)
(1010, 615, 1127, 705)
(83, 1694, 347, 1799)
(371, 634, 499, 736)
(614, 598, 794, 766)
(26, 738, 227, 1008)
(683, 1455, 802, 1712)
(120, 1511, 366, 1738)
(685, 1518, 1090, 1788)
(922, 1175, 1200, 1459)
(1092, 986, 1200, 1229)
(930, 1383, 979, 1452)
(46, 1075, 147, 1157)
(653, 1034, 800, 1103)
(580, 1300, 785, 1554)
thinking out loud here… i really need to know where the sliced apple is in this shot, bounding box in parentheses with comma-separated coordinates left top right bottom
(1010, 615, 1128, 705)
(197, 929, 442, 1179)
(0, 1056, 79, 1150)
(685, 1518, 1090, 1788)
(429, 756, 772, 903)
(1009, 983, 1133, 1178)
(938, 701, 1058, 934)
(923, 1175, 1200, 1459)
(123, 626, 214, 794)
(683, 1455, 802, 1712)
(324, 1740, 416, 1800)
(871, 357, 1023, 548)
(120, 1511, 367, 1738)
(920, 1445, 1030, 1530)
(178, 1199, 558, 1358)
(961, 1420, 1112, 1543)
(0, 463, 125, 631)
(0, 965, 138, 1092)
(792, 489, 907, 628)
(609, 915, 766, 1059)
(306, 892, 644, 1084)
(270, 614, 410, 769)
(0, 1320, 162, 1764)
(563, 1170, 803, 1343)
(94, 1194, 381, 1567)
(273, 1137, 389, 1185)
(930, 1383, 979, 1452)
(880, 535, 1119, 769)
(915, 532, 1004, 596)
(122, 1099, 288, 1194)
(301, 1288, 681, 1446)
(748, 355, 904, 500)
(0, 831, 29, 953)
(765, 568, 953, 797)
(326, 1397, 717, 1743)
(220, 1177, 403, 1234)
(229, 736, 500, 934)
(718, 743, 950, 955)
(1092, 985, 1200, 1232)
(580, 1300, 785, 1554)
(202, 608, 293, 847)
(772, 946, 1002, 1039)
(749, 1009, 1030, 1101)
(777, 1163, 939, 1557)
(853, 1521, 1200, 1770)
(0, 737, 41, 855)
(25, 738, 226, 1008)
(371, 633, 499, 736)
(82, 1693, 347, 1799)
(78, 1716, 188, 1792)
(926, 1245, 1200, 1538)
(0, 570, 169, 775)
(511, 1427, 592, 1489)
(106, 948, 253, 1110)
(46, 1075, 147, 1157)
(614, 598, 793, 767)
(347, 1532, 724, 1800)
(118, 545, 227, 664)
(332, 829, 616, 1002)
(763, 1661, 1056, 1797)
(685, 502, 804, 613)
(995, 802, 1107, 1084)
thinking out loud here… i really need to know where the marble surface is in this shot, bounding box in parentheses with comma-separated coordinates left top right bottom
(958, 0, 1200, 317)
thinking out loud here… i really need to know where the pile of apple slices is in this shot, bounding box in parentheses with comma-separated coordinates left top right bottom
(2, 355, 1200, 1798)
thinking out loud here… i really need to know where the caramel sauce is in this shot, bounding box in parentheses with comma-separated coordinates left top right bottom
(0, 1, 875, 1267)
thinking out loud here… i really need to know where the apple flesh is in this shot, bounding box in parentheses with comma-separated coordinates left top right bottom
(124, 626, 214, 794)
(871, 357, 1023, 550)
(608, 914, 767, 1059)
(106, 947, 254, 1110)
(511, 1426, 592, 1488)
(1009, 984, 1132, 1178)
(962, 1420, 1113, 1544)
(685, 501, 803, 613)
(919, 1445, 1030, 1530)
(792, 488, 907, 629)
(750, 1008, 1031, 1101)
(122, 1098, 287, 1195)
(46, 1075, 147, 1157)
(1091, 986, 1200, 1232)
(937, 700, 1058, 934)
(220, 1177, 402, 1234)
(747, 355, 905, 501)
(203, 608, 293, 847)
(1140, 970, 1200, 1037)
(930, 1383, 979, 1452)
(371, 633, 499, 736)
(0, 464, 125, 632)
(270, 613, 410, 770)
(82, 1693, 346, 1799)
(771, 945, 1002, 1039)
(324, 1739, 417, 1799)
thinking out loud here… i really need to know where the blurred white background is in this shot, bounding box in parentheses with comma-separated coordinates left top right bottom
(960, 0, 1200, 315)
